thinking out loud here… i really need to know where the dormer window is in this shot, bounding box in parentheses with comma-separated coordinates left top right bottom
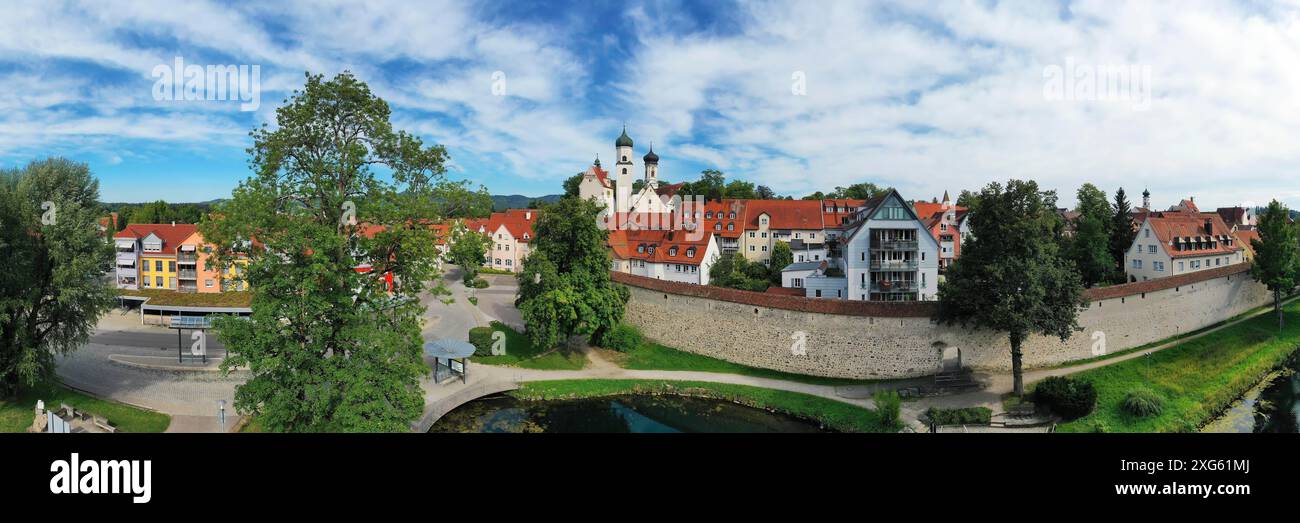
(705, 211, 713, 219)
(523, 233, 530, 240)
(728, 212, 735, 219)
(686, 247, 696, 258)
(669, 247, 678, 256)
(714, 223, 721, 230)
(726, 223, 734, 231)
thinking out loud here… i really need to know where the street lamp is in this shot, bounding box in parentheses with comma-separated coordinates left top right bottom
(217, 400, 226, 433)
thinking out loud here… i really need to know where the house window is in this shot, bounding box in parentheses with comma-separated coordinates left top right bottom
(1153, 261, 1164, 272)
(155, 276, 163, 288)
(1179, 261, 1185, 271)
(1144, 229, 1150, 238)
(792, 278, 803, 287)
(706, 212, 713, 219)
(715, 224, 721, 230)
(728, 212, 735, 219)
(809, 233, 816, 239)
(749, 232, 755, 238)
(1132, 259, 1142, 269)
(669, 247, 678, 256)
(686, 248, 695, 257)
(727, 223, 734, 231)
(794, 233, 801, 239)
(797, 255, 805, 262)
(815, 289, 822, 298)
(1147, 245, 1156, 254)
(762, 246, 768, 252)
(155, 260, 163, 271)
(749, 246, 755, 251)
(761, 232, 767, 238)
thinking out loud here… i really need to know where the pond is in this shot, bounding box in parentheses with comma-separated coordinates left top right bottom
(428, 394, 833, 433)
(1203, 354, 1300, 433)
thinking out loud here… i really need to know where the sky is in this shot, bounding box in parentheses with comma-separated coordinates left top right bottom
(2, 0, 1299, 211)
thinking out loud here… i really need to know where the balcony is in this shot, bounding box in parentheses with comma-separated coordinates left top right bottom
(117, 253, 137, 265)
(116, 267, 137, 277)
(178, 252, 198, 263)
(178, 284, 198, 293)
(868, 280, 917, 292)
(178, 270, 198, 279)
(872, 240, 918, 251)
(869, 260, 918, 270)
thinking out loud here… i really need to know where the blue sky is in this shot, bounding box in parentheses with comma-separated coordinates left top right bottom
(2, 0, 1299, 210)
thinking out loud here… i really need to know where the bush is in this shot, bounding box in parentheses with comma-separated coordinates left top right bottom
(1033, 376, 1097, 420)
(873, 390, 901, 429)
(468, 326, 495, 357)
(1121, 388, 1164, 418)
(596, 323, 643, 352)
(468, 278, 489, 289)
(925, 406, 992, 426)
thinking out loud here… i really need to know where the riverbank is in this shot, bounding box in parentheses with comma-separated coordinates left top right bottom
(1056, 300, 1300, 433)
(511, 379, 898, 433)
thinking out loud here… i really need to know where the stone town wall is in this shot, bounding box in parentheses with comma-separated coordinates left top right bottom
(612, 264, 1271, 379)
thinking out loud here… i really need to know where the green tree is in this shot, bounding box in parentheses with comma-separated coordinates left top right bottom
(516, 196, 629, 351)
(756, 185, 776, 199)
(1250, 200, 1299, 330)
(0, 158, 115, 396)
(723, 179, 756, 199)
(1066, 183, 1115, 287)
(447, 223, 489, 284)
(708, 252, 770, 292)
(935, 180, 1085, 397)
(435, 179, 493, 219)
(955, 190, 977, 208)
(200, 71, 456, 432)
(830, 182, 888, 200)
(1108, 187, 1135, 281)
(562, 172, 584, 198)
(769, 240, 793, 284)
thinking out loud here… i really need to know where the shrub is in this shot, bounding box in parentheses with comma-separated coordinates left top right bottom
(873, 390, 902, 429)
(1121, 388, 1164, 418)
(468, 326, 495, 357)
(1033, 376, 1097, 420)
(468, 278, 489, 289)
(468, 296, 478, 306)
(596, 323, 643, 352)
(925, 406, 992, 426)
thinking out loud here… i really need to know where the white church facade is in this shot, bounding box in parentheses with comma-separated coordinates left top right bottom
(578, 127, 682, 216)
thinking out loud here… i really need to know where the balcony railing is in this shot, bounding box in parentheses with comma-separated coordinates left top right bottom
(869, 260, 918, 270)
(178, 270, 198, 279)
(178, 253, 198, 263)
(867, 281, 917, 292)
(872, 240, 918, 251)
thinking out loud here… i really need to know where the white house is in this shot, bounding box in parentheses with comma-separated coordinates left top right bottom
(1125, 204, 1245, 282)
(839, 189, 942, 301)
(609, 229, 720, 285)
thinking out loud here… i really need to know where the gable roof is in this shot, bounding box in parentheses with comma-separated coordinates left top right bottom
(608, 228, 715, 266)
(113, 223, 197, 255)
(1141, 209, 1243, 259)
(486, 209, 540, 242)
(745, 199, 826, 230)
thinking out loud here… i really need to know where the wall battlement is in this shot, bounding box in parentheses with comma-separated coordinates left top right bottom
(612, 264, 1268, 379)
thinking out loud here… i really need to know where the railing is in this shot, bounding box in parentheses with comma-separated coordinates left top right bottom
(869, 281, 917, 292)
(177, 253, 198, 263)
(178, 270, 198, 279)
(872, 240, 918, 251)
(870, 260, 918, 270)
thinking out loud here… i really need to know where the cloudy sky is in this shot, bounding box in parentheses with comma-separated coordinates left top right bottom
(2, 0, 1298, 210)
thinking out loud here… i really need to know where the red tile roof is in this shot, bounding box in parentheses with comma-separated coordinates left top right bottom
(608, 228, 714, 266)
(113, 223, 197, 255)
(481, 209, 540, 242)
(1142, 209, 1243, 259)
(745, 199, 827, 230)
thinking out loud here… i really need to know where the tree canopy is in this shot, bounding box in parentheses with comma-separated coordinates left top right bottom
(516, 196, 629, 351)
(1250, 200, 1299, 329)
(0, 158, 115, 395)
(935, 179, 1085, 396)
(1066, 183, 1115, 287)
(199, 71, 461, 432)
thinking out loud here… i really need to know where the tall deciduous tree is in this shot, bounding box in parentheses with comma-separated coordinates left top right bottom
(446, 223, 489, 284)
(1067, 183, 1115, 287)
(1108, 187, 1135, 281)
(516, 196, 629, 350)
(935, 180, 1085, 396)
(200, 72, 459, 432)
(1250, 200, 1298, 330)
(0, 158, 115, 396)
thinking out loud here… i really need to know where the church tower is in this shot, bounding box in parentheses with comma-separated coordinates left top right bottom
(1142, 188, 1150, 209)
(615, 126, 634, 213)
(643, 143, 659, 188)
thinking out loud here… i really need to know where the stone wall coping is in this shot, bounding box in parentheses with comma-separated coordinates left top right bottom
(610, 262, 1253, 318)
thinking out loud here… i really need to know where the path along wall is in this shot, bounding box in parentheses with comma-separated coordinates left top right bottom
(612, 264, 1271, 379)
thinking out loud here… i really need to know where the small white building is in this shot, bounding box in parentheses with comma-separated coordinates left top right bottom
(609, 229, 720, 285)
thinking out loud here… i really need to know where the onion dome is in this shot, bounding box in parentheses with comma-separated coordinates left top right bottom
(616, 126, 633, 148)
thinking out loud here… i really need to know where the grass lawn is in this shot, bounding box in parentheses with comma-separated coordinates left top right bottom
(472, 322, 587, 370)
(1056, 300, 1300, 433)
(117, 288, 252, 308)
(512, 379, 897, 432)
(603, 342, 886, 386)
(0, 382, 170, 433)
